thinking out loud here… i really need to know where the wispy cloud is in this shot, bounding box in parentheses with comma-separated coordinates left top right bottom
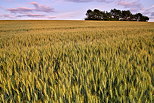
(0, 14, 15, 19)
(117, 0, 142, 8)
(141, 5, 154, 15)
(15, 12, 56, 19)
(151, 12, 154, 16)
(30, 2, 54, 12)
(16, 13, 45, 18)
(0, 13, 56, 19)
(47, 16, 57, 19)
(5, 2, 55, 19)
(16, 13, 55, 18)
(7, 2, 54, 14)
(117, 0, 142, 12)
(8, 7, 33, 14)
(65, 0, 112, 3)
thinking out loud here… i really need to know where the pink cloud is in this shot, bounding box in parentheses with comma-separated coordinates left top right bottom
(141, 5, 154, 15)
(151, 12, 154, 16)
(0, 14, 15, 18)
(47, 16, 57, 19)
(30, 2, 54, 12)
(65, 0, 111, 3)
(17, 13, 45, 18)
(7, 7, 33, 14)
(117, 0, 142, 10)
(16, 13, 56, 19)
(7, 2, 54, 14)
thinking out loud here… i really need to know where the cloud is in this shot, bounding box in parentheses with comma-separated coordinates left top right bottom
(3, 2, 56, 19)
(30, 2, 54, 12)
(142, 5, 154, 15)
(0, 14, 15, 19)
(7, 2, 54, 14)
(117, 0, 143, 12)
(0, 13, 56, 19)
(47, 16, 57, 19)
(16, 13, 45, 18)
(65, 0, 112, 3)
(118, 1, 142, 8)
(7, 7, 33, 14)
(15, 13, 56, 19)
(66, 0, 94, 2)
(151, 12, 154, 16)
(6, 2, 55, 19)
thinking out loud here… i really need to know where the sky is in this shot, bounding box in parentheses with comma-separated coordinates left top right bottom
(0, 0, 154, 21)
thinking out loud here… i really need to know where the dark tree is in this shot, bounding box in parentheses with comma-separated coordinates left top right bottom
(85, 9, 104, 20)
(85, 9, 94, 20)
(85, 9, 149, 22)
(134, 13, 149, 21)
(121, 10, 132, 21)
(141, 16, 149, 21)
(110, 9, 122, 20)
(94, 9, 102, 20)
(135, 13, 143, 21)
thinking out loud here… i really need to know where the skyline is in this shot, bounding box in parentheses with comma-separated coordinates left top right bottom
(0, 0, 154, 22)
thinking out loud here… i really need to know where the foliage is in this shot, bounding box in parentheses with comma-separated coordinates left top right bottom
(85, 9, 149, 21)
(0, 21, 154, 102)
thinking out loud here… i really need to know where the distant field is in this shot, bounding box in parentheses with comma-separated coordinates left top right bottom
(0, 20, 154, 102)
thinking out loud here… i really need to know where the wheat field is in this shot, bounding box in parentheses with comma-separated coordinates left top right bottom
(0, 20, 154, 103)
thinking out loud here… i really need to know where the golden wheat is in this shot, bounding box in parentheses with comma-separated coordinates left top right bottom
(0, 20, 154, 103)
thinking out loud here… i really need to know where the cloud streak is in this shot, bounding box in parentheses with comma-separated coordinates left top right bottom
(8, 7, 33, 14)
(17, 13, 45, 18)
(30, 2, 54, 12)
(117, 1, 142, 8)
(7, 2, 54, 14)
(0, 14, 15, 19)
(117, 0, 143, 12)
(142, 5, 154, 15)
(151, 12, 154, 16)
(65, 0, 112, 3)
(0, 13, 56, 19)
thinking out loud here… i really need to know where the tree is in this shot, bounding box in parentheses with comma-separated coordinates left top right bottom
(85, 9, 94, 20)
(85, 9, 149, 22)
(141, 16, 149, 21)
(110, 9, 122, 20)
(134, 13, 149, 21)
(121, 10, 132, 21)
(93, 9, 102, 20)
(135, 13, 143, 21)
(85, 9, 104, 20)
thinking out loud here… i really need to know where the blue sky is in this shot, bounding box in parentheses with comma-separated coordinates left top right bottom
(0, 0, 154, 21)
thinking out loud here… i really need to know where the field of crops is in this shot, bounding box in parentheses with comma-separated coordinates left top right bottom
(0, 20, 154, 102)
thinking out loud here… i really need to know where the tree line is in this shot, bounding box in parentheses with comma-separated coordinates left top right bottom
(85, 9, 149, 22)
